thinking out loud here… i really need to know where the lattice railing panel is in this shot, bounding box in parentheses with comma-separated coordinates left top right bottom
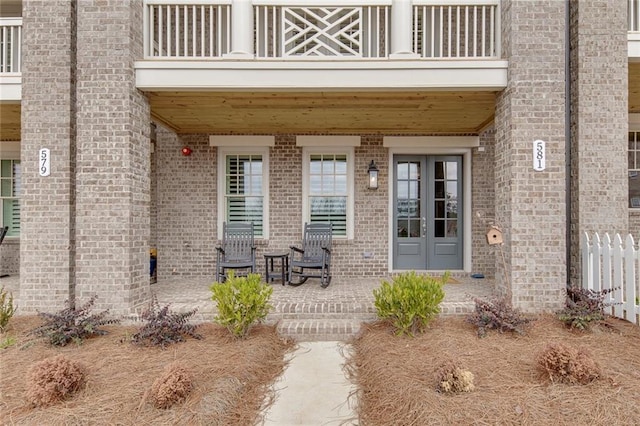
(256, 5, 388, 58)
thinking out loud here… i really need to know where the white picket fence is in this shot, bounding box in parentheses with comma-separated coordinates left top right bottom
(581, 232, 640, 326)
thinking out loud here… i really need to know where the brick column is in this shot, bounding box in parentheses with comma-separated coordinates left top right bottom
(73, 1, 150, 315)
(494, 0, 567, 312)
(569, 0, 628, 283)
(20, 0, 77, 312)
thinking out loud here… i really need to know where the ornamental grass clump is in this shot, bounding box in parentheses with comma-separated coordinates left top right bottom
(29, 296, 119, 346)
(210, 272, 273, 338)
(536, 342, 601, 385)
(373, 271, 446, 336)
(26, 355, 86, 407)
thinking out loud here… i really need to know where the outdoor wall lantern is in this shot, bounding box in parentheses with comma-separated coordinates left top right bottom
(181, 146, 192, 156)
(367, 160, 379, 190)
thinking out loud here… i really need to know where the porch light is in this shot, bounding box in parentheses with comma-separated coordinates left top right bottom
(181, 146, 192, 156)
(367, 160, 379, 190)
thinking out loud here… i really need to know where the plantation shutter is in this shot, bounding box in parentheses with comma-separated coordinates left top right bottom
(225, 154, 263, 237)
(1, 160, 20, 237)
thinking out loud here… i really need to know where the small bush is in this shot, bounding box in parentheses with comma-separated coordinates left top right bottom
(131, 295, 202, 347)
(0, 286, 17, 331)
(149, 362, 194, 409)
(536, 342, 601, 385)
(26, 355, 86, 407)
(436, 360, 475, 394)
(466, 297, 531, 338)
(210, 272, 273, 339)
(0, 335, 16, 349)
(373, 271, 446, 336)
(558, 286, 617, 331)
(29, 296, 119, 346)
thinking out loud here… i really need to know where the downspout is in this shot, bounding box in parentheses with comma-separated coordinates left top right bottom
(565, 0, 572, 288)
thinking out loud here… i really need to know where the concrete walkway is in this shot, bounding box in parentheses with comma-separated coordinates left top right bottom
(262, 341, 357, 426)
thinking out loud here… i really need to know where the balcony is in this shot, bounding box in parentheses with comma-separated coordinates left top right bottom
(135, 0, 507, 91)
(0, 17, 21, 101)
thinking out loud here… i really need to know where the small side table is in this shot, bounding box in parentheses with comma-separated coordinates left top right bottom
(264, 252, 289, 285)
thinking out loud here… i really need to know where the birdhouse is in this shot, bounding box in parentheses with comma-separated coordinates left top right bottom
(486, 226, 503, 245)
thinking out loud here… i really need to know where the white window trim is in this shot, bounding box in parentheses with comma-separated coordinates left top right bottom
(302, 146, 355, 240)
(217, 146, 270, 240)
(628, 128, 640, 210)
(387, 146, 473, 273)
(0, 152, 20, 239)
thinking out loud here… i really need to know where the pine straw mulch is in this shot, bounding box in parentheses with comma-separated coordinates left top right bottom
(346, 314, 640, 426)
(0, 316, 295, 425)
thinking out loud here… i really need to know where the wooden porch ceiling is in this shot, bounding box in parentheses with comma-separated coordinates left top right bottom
(0, 103, 20, 141)
(147, 91, 498, 135)
(629, 63, 640, 112)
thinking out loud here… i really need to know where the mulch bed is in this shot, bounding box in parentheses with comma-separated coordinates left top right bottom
(0, 316, 295, 425)
(346, 314, 640, 426)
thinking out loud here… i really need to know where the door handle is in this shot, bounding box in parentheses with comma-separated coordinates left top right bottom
(422, 217, 427, 236)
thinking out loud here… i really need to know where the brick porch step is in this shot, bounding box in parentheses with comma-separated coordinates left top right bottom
(267, 300, 476, 342)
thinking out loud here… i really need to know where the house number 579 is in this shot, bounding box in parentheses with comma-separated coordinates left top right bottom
(533, 140, 545, 172)
(39, 148, 50, 177)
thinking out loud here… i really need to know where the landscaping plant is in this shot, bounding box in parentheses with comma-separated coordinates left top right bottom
(149, 362, 194, 409)
(131, 295, 202, 347)
(466, 296, 531, 338)
(29, 296, 119, 346)
(0, 285, 16, 331)
(436, 359, 475, 394)
(373, 271, 446, 336)
(26, 355, 87, 407)
(558, 285, 617, 331)
(210, 272, 273, 339)
(536, 342, 601, 384)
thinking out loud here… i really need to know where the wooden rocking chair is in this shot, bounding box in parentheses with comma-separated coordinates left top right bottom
(215, 222, 256, 282)
(288, 222, 332, 288)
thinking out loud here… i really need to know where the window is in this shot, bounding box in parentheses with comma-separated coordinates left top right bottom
(218, 147, 269, 238)
(630, 132, 640, 208)
(1, 159, 20, 237)
(303, 147, 354, 238)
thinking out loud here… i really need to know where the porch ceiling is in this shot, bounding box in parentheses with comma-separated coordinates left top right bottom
(629, 63, 640, 112)
(147, 91, 498, 135)
(0, 103, 20, 141)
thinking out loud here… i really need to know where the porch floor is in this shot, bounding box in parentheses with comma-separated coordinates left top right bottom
(1, 274, 495, 341)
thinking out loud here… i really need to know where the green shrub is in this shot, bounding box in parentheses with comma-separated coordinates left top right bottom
(29, 296, 119, 346)
(210, 272, 273, 338)
(373, 271, 446, 336)
(0, 335, 16, 349)
(0, 286, 16, 332)
(558, 286, 617, 331)
(131, 295, 202, 348)
(466, 296, 531, 338)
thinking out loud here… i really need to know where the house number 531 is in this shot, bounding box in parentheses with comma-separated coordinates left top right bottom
(533, 140, 545, 172)
(39, 148, 50, 177)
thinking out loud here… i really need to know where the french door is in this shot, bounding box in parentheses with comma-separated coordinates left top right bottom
(393, 155, 463, 270)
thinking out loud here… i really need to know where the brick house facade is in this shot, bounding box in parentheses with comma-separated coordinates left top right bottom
(1, 0, 638, 315)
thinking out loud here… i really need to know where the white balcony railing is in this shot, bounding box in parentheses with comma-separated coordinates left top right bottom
(413, 1, 499, 59)
(0, 18, 21, 73)
(144, 1, 232, 58)
(631, 0, 640, 32)
(143, 0, 501, 60)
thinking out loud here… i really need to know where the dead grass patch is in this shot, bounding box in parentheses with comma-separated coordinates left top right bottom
(1, 315, 295, 425)
(347, 314, 640, 425)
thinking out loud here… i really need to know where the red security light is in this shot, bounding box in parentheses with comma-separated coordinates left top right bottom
(181, 146, 192, 156)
